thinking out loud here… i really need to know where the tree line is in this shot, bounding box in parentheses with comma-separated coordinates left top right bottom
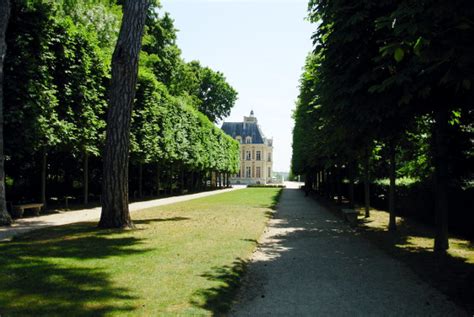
(292, 0, 473, 254)
(0, 0, 239, 225)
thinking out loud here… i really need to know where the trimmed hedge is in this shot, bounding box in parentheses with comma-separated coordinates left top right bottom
(247, 184, 286, 188)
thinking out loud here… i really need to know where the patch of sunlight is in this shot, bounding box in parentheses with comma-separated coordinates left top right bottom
(395, 236, 432, 251)
(356, 206, 474, 264)
(449, 239, 474, 264)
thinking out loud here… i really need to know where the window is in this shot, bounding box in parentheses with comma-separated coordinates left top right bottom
(236, 136, 242, 143)
(256, 151, 261, 161)
(256, 167, 261, 178)
(246, 136, 252, 144)
(246, 151, 251, 160)
(246, 167, 251, 178)
(268, 167, 271, 178)
(267, 153, 272, 162)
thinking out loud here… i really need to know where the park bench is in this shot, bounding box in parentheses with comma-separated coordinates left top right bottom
(342, 208, 359, 227)
(11, 203, 44, 218)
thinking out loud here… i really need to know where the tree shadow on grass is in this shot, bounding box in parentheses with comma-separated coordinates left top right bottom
(190, 188, 284, 316)
(190, 259, 247, 316)
(194, 188, 472, 316)
(134, 216, 190, 225)
(0, 223, 152, 316)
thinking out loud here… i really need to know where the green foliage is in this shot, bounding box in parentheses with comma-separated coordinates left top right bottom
(292, 0, 472, 183)
(171, 60, 238, 123)
(3, 0, 239, 203)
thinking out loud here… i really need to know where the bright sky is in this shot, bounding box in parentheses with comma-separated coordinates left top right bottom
(160, 0, 315, 172)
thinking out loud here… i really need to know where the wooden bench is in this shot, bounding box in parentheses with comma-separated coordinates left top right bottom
(11, 203, 44, 218)
(342, 208, 359, 227)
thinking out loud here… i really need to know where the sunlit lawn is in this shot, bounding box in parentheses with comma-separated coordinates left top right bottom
(0, 188, 282, 316)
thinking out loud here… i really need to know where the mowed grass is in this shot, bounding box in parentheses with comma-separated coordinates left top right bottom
(0, 188, 282, 316)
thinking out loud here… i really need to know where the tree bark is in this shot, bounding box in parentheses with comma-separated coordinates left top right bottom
(0, 0, 12, 225)
(168, 164, 173, 194)
(364, 150, 371, 218)
(321, 169, 326, 197)
(348, 162, 355, 209)
(330, 168, 336, 201)
(388, 141, 397, 231)
(433, 108, 450, 253)
(318, 170, 322, 194)
(83, 152, 89, 205)
(41, 150, 47, 207)
(138, 163, 143, 198)
(99, 0, 148, 229)
(336, 166, 342, 205)
(155, 163, 160, 196)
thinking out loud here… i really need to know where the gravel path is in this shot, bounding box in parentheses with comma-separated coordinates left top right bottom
(231, 183, 467, 316)
(0, 186, 244, 241)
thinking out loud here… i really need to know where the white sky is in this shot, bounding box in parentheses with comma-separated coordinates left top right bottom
(161, 0, 315, 172)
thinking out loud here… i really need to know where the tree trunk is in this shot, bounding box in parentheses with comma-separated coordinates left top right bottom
(388, 141, 397, 231)
(0, 0, 12, 225)
(41, 150, 47, 207)
(99, 0, 148, 229)
(336, 166, 342, 205)
(168, 164, 173, 195)
(331, 169, 336, 201)
(304, 172, 311, 196)
(321, 169, 326, 197)
(83, 152, 89, 205)
(155, 164, 160, 196)
(433, 108, 450, 253)
(138, 163, 143, 198)
(364, 150, 371, 218)
(317, 171, 323, 195)
(348, 162, 355, 209)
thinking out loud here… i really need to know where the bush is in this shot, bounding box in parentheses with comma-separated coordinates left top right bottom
(247, 184, 286, 188)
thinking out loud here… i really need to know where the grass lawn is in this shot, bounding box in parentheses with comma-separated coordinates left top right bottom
(356, 206, 474, 313)
(0, 188, 282, 316)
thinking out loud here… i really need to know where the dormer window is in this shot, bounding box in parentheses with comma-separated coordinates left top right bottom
(245, 136, 252, 144)
(236, 136, 242, 143)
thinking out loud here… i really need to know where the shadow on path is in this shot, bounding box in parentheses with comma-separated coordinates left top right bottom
(194, 188, 468, 316)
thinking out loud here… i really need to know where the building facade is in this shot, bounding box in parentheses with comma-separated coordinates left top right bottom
(221, 111, 273, 185)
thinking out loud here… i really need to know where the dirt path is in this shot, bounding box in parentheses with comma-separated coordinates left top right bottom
(0, 186, 245, 241)
(231, 183, 467, 316)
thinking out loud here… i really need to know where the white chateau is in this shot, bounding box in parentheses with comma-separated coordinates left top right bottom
(221, 111, 273, 184)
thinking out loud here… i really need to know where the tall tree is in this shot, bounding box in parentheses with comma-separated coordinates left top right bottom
(0, 0, 12, 225)
(99, 0, 148, 229)
(172, 60, 237, 123)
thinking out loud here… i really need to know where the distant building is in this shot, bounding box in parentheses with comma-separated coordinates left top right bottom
(221, 111, 273, 184)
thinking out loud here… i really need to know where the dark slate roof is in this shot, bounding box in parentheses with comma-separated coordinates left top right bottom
(221, 122, 265, 144)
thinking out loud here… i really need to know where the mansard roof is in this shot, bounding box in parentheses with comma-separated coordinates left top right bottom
(221, 121, 265, 144)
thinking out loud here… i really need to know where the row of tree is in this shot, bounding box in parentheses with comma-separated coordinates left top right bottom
(292, 0, 473, 253)
(0, 0, 239, 225)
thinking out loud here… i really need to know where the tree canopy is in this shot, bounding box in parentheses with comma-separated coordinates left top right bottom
(292, 0, 473, 253)
(1, 0, 240, 221)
